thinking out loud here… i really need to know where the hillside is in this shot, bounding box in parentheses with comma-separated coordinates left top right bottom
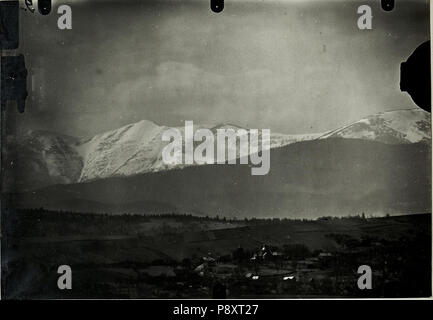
(6, 109, 430, 191)
(13, 138, 431, 219)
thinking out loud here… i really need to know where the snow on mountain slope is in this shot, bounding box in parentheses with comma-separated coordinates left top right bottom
(76, 120, 167, 182)
(9, 108, 431, 190)
(76, 109, 430, 183)
(76, 121, 317, 182)
(320, 109, 431, 144)
(7, 131, 83, 191)
(271, 132, 324, 148)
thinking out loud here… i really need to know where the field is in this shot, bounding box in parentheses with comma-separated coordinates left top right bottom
(1, 209, 431, 298)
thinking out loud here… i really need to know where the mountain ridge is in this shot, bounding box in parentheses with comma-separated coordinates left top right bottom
(13, 138, 431, 218)
(6, 108, 430, 191)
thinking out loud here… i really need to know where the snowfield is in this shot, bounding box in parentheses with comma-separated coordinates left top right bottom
(12, 108, 431, 190)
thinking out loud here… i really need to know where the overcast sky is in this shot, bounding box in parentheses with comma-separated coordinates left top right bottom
(17, 0, 430, 137)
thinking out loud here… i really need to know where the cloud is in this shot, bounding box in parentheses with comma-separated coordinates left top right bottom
(18, 0, 428, 138)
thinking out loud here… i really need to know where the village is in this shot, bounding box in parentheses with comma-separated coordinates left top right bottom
(3, 209, 430, 298)
(90, 241, 372, 299)
(182, 244, 337, 298)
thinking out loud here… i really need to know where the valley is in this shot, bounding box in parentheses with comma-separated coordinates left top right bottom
(2, 209, 430, 298)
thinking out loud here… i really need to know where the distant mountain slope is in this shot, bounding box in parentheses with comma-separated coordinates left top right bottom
(76, 120, 167, 182)
(76, 121, 326, 183)
(5, 108, 431, 192)
(320, 109, 430, 144)
(14, 138, 431, 219)
(3, 131, 83, 192)
(7, 121, 325, 190)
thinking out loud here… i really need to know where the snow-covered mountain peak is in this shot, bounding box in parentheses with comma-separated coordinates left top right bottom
(10, 109, 431, 190)
(320, 108, 431, 144)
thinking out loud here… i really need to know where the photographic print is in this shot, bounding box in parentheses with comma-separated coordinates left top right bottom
(0, 0, 431, 299)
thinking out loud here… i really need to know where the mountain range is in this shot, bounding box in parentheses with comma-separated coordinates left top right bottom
(4, 108, 431, 218)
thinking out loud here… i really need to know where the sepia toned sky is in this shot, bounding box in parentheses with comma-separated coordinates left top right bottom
(17, 0, 430, 137)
